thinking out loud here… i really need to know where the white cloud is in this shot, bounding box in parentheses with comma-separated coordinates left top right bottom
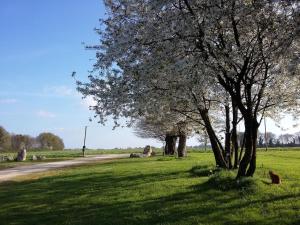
(51, 127, 65, 131)
(0, 86, 77, 99)
(2, 48, 52, 63)
(0, 98, 17, 104)
(36, 110, 56, 118)
(258, 115, 300, 135)
(44, 85, 74, 96)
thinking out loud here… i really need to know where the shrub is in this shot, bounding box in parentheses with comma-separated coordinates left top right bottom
(207, 169, 259, 193)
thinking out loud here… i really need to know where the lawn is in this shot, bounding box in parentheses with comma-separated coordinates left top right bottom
(0, 150, 299, 225)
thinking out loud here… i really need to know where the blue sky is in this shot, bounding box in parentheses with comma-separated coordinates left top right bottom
(0, 0, 163, 149)
(0, 1, 298, 149)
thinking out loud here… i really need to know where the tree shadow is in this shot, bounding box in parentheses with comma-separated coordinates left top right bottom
(189, 165, 219, 177)
(0, 163, 299, 225)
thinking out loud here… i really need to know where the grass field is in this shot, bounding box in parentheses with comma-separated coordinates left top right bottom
(0, 148, 146, 170)
(0, 150, 299, 225)
(1, 147, 298, 170)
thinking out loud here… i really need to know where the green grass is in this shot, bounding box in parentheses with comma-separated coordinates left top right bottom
(1, 147, 298, 170)
(0, 151, 299, 225)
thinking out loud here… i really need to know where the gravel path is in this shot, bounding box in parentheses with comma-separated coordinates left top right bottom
(0, 154, 130, 182)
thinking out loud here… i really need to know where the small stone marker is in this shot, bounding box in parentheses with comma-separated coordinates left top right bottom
(143, 145, 152, 157)
(37, 155, 46, 160)
(7, 156, 14, 161)
(130, 145, 154, 158)
(16, 148, 27, 161)
(130, 153, 142, 158)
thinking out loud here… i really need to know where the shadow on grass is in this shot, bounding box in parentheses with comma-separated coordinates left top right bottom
(189, 165, 216, 177)
(190, 166, 264, 192)
(0, 163, 299, 225)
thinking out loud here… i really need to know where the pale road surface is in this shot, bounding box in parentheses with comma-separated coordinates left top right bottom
(0, 154, 130, 182)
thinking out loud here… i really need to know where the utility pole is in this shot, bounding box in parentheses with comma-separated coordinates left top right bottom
(264, 117, 268, 151)
(203, 128, 207, 151)
(82, 126, 87, 157)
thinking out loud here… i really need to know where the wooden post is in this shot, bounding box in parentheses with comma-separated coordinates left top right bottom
(82, 126, 87, 157)
(204, 131, 207, 151)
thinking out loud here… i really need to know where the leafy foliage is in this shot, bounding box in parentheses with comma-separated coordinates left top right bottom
(0, 126, 11, 151)
(11, 134, 34, 150)
(77, 0, 300, 176)
(36, 132, 64, 150)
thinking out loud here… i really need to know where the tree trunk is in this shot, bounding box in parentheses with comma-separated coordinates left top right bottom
(237, 115, 259, 178)
(200, 109, 228, 168)
(164, 135, 168, 155)
(164, 135, 177, 155)
(231, 100, 239, 169)
(237, 123, 252, 177)
(246, 125, 258, 176)
(177, 134, 187, 157)
(238, 133, 245, 163)
(204, 131, 208, 151)
(225, 104, 232, 168)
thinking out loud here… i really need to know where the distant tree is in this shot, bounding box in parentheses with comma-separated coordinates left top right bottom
(275, 138, 281, 147)
(134, 116, 177, 155)
(257, 132, 276, 148)
(268, 137, 274, 147)
(296, 134, 300, 145)
(134, 115, 194, 157)
(37, 133, 64, 150)
(11, 134, 34, 150)
(265, 132, 276, 147)
(257, 134, 264, 147)
(278, 134, 294, 146)
(196, 129, 209, 151)
(0, 126, 11, 151)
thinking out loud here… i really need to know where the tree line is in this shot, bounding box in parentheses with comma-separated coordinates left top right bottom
(196, 131, 300, 149)
(0, 126, 65, 151)
(256, 132, 300, 148)
(75, 1, 300, 178)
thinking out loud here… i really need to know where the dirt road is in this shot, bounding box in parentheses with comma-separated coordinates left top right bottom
(0, 154, 130, 182)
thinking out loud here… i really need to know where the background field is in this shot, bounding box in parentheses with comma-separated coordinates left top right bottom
(0, 150, 299, 225)
(1, 147, 299, 170)
(0, 148, 147, 170)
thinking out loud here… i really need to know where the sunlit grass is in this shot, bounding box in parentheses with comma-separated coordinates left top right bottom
(0, 151, 299, 225)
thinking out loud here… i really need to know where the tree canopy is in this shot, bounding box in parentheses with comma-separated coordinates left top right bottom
(37, 132, 65, 150)
(0, 126, 11, 151)
(77, 0, 300, 177)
